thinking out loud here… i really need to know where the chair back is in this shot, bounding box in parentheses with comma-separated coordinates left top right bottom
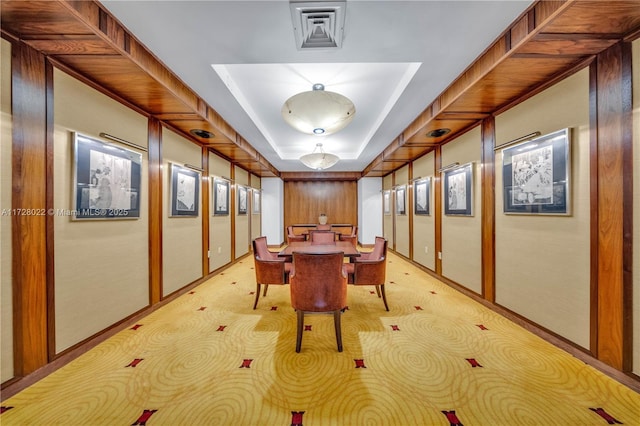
(309, 230, 336, 244)
(290, 252, 347, 312)
(316, 224, 331, 231)
(253, 236, 276, 260)
(370, 236, 386, 259)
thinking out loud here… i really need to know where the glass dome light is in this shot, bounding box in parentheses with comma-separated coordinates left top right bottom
(282, 83, 355, 136)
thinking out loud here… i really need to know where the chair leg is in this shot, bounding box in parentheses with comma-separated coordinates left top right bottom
(253, 283, 261, 310)
(333, 310, 343, 352)
(380, 284, 389, 311)
(296, 310, 304, 353)
(263, 284, 269, 297)
(374, 285, 382, 298)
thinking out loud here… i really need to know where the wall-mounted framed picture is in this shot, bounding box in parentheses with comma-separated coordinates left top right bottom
(395, 185, 406, 215)
(383, 190, 391, 215)
(252, 190, 261, 214)
(414, 178, 431, 215)
(237, 185, 247, 215)
(443, 162, 473, 216)
(72, 132, 142, 220)
(501, 128, 571, 215)
(170, 163, 199, 217)
(213, 177, 229, 216)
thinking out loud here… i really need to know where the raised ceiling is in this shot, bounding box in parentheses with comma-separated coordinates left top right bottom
(2, 1, 640, 179)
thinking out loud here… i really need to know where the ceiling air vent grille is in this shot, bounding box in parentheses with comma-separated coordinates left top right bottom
(290, 2, 346, 50)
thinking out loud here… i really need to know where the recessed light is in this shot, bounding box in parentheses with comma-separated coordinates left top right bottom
(190, 129, 215, 139)
(427, 128, 451, 138)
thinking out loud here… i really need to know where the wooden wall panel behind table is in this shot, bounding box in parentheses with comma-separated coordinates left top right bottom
(284, 181, 357, 228)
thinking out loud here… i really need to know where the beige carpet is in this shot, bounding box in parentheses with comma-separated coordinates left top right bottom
(2, 252, 639, 425)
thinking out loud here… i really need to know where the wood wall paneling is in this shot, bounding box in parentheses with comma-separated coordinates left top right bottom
(12, 42, 49, 375)
(284, 181, 357, 229)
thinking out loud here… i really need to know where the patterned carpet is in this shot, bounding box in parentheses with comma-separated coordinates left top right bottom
(1, 251, 639, 425)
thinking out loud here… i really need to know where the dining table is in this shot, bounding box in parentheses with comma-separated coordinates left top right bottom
(278, 241, 360, 258)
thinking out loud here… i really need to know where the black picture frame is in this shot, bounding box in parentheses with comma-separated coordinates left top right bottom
(395, 185, 406, 215)
(73, 132, 142, 220)
(252, 190, 261, 214)
(237, 185, 247, 215)
(444, 162, 473, 216)
(502, 128, 571, 215)
(170, 163, 200, 217)
(414, 178, 430, 215)
(213, 177, 229, 216)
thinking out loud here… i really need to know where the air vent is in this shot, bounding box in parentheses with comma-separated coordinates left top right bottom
(290, 2, 345, 50)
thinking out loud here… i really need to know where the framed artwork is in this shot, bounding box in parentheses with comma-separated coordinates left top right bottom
(252, 190, 261, 214)
(414, 178, 430, 215)
(72, 132, 141, 220)
(502, 128, 571, 215)
(170, 163, 199, 217)
(213, 177, 229, 215)
(443, 162, 473, 216)
(395, 185, 406, 215)
(237, 185, 247, 215)
(383, 190, 391, 215)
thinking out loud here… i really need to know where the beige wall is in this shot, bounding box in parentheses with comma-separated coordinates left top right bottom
(1, 38, 13, 381)
(441, 127, 482, 293)
(209, 153, 231, 271)
(394, 165, 410, 257)
(382, 174, 393, 243)
(494, 68, 590, 348)
(53, 69, 149, 353)
(162, 128, 203, 296)
(412, 151, 435, 270)
(234, 166, 249, 259)
(632, 38, 640, 376)
(250, 174, 261, 242)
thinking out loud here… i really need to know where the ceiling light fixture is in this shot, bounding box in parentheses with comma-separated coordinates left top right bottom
(299, 143, 339, 170)
(281, 83, 355, 136)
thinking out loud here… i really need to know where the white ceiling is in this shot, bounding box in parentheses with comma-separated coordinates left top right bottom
(100, 0, 533, 172)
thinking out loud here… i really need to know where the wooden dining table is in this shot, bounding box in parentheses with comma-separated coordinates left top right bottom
(278, 241, 360, 258)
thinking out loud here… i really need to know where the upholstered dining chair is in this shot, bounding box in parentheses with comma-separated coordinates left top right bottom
(287, 226, 306, 244)
(343, 237, 389, 311)
(289, 252, 348, 352)
(309, 230, 336, 244)
(338, 226, 358, 245)
(252, 236, 291, 309)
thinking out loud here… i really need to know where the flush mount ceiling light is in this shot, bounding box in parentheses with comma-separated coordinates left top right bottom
(281, 83, 355, 136)
(299, 142, 340, 170)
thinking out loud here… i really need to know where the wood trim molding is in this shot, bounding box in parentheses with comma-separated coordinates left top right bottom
(592, 41, 633, 370)
(480, 117, 496, 302)
(148, 118, 162, 304)
(11, 41, 49, 375)
(201, 146, 210, 277)
(434, 146, 443, 276)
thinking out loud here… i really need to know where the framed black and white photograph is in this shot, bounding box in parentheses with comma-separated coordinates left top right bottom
(252, 190, 261, 214)
(395, 185, 406, 215)
(237, 185, 247, 215)
(502, 128, 571, 215)
(213, 177, 229, 216)
(383, 190, 391, 215)
(414, 178, 430, 215)
(73, 132, 142, 220)
(443, 162, 473, 216)
(170, 163, 199, 217)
